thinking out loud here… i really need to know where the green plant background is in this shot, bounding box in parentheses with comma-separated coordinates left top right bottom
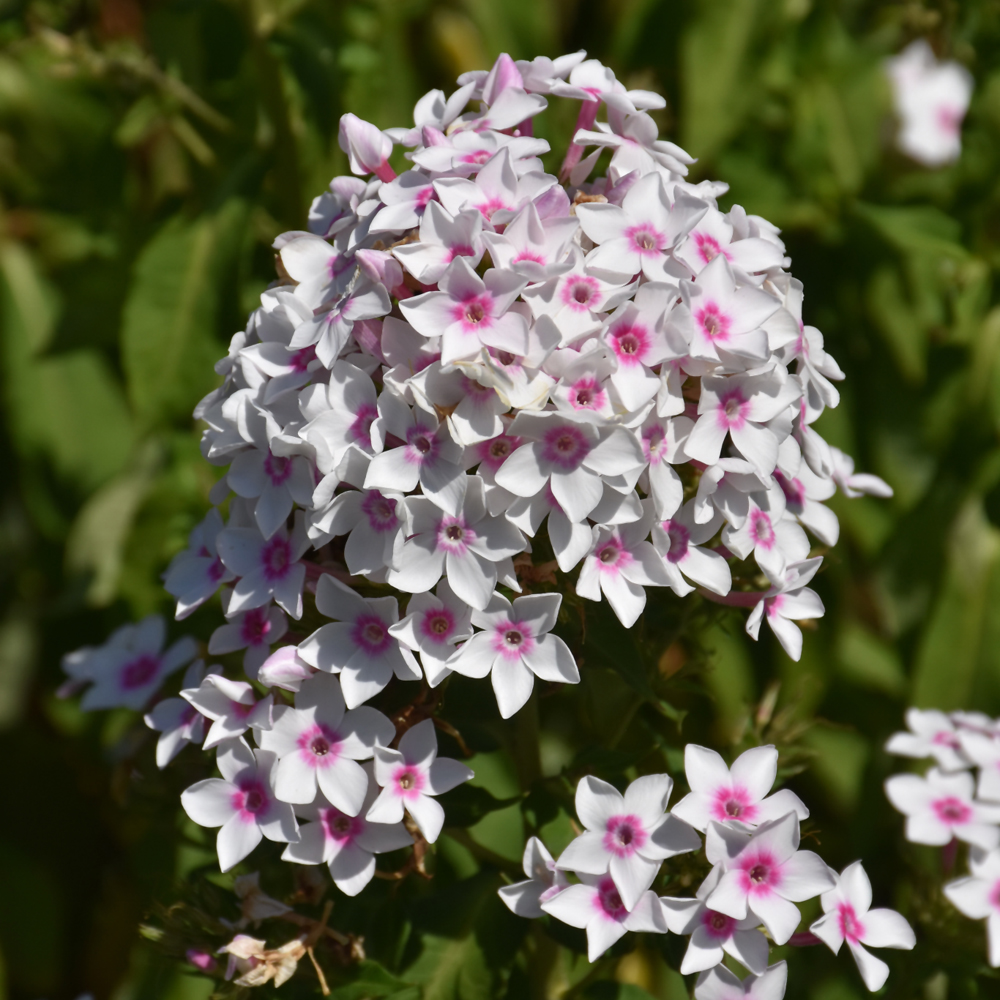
(2, 0, 1000, 997)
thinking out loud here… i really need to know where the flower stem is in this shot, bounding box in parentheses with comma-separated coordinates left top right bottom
(512, 688, 542, 791)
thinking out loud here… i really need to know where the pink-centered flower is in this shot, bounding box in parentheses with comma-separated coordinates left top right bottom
(481, 202, 579, 281)
(885, 766, 1000, 850)
(557, 774, 700, 911)
(77, 614, 198, 712)
(944, 847, 1000, 967)
(297, 574, 421, 710)
(386, 477, 526, 612)
(181, 737, 299, 872)
(208, 596, 288, 680)
(182, 672, 274, 750)
(399, 256, 529, 365)
(745, 557, 825, 662)
(693, 962, 788, 1000)
(702, 812, 835, 945)
(144, 660, 209, 769)
(672, 744, 809, 834)
(217, 514, 310, 620)
(391, 200, 485, 284)
(885, 707, 971, 772)
(575, 172, 706, 282)
(674, 205, 785, 278)
(163, 509, 235, 619)
(257, 671, 394, 812)
(448, 592, 578, 718)
(306, 488, 407, 576)
(541, 872, 667, 962)
(810, 861, 915, 992)
(660, 886, 769, 976)
(281, 761, 413, 895)
(388, 581, 474, 688)
(367, 718, 474, 843)
(227, 445, 316, 540)
(651, 501, 732, 598)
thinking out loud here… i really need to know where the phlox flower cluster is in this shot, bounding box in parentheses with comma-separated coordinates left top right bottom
(886, 40, 972, 167)
(58, 50, 898, 991)
(885, 707, 1000, 965)
(501, 744, 914, 995)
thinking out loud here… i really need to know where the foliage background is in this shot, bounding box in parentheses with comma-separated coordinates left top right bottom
(3, 0, 1000, 997)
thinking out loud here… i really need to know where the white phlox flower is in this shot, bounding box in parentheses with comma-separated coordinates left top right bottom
(701, 812, 836, 945)
(745, 557, 826, 662)
(885, 766, 1000, 850)
(296, 574, 421, 709)
(77, 614, 198, 712)
(388, 581, 474, 687)
(208, 597, 288, 680)
(256, 671, 394, 813)
(885, 707, 971, 772)
(499, 836, 569, 918)
(448, 592, 579, 718)
(651, 502, 732, 598)
(556, 774, 700, 911)
(672, 744, 809, 833)
(693, 962, 788, 1000)
(182, 672, 274, 750)
(281, 761, 413, 896)
(144, 660, 210, 768)
(944, 847, 1000, 966)
(887, 40, 972, 167)
(163, 509, 235, 619)
(810, 861, 915, 992)
(181, 737, 299, 872)
(367, 718, 474, 843)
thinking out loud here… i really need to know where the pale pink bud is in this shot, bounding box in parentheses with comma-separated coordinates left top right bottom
(339, 113, 395, 181)
(482, 53, 524, 105)
(257, 645, 315, 691)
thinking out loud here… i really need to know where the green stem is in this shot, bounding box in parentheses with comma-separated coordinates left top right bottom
(607, 693, 644, 749)
(511, 689, 542, 791)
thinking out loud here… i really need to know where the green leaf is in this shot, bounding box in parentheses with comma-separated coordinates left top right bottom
(404, 934, 492, 1000)
(835, 622, 907, 697)
(120, 201, 246, 428)
(327, 960, 420, 1000)
(436, 784, 523, 829)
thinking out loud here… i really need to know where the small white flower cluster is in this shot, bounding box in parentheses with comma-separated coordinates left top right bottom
(886, 40, 972, 167)
(502, 744, 914, 995)
(885, 707, 1000, 965)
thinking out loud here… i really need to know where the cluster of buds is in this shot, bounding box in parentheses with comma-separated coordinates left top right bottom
(885, 708, 1000, 965)
(502, 745, 914, 995)
(59, 49, 902, 994)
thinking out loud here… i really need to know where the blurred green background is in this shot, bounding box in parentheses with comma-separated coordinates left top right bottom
(4, 0, 1000, 997)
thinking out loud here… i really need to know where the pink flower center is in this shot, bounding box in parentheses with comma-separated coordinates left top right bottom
(738, 849, 779, 894)
(933, 796, 972, 825)
(513, 250, 546, 266)
(477, 434, 521, 472)
(608, 322, 650, 365)
(837, 902, 864, 944)
(603, 814, 647, 857)
(561, 276, 599, 311)
(233, 779, 269, 817)
(263, 451, 292, 486)
(241, 608, 272, 646)
(693, 233, 730, 266)
(393, 764, 426, 799)
(595, 876, 628, 921)
(701, 909, 736, 940)
(710, 785, 758, 823)
(695, 303, 732, 342)
(491, 619, 535, 661)
(230, 699, 254, 720)
(261, 536, 292, 581)
(566, 376, 606, 411)
(540, 424, 591, 471)
(717, 389, 749, 429)
(362, 491, 398, 533)
(662, 520, 689, 563)
(350, 613, 392, 657)
(121, 654, 160, 690)
(437, 515, 475, 554)
(750, 510, 775, 548)
(597, 538, 632, 573)
(297, 722, 342, 767)
(937, 105, 963, 136)
(349, 404, 378, 445)
(932, 731, 961, 749)
(322, 807, 362, 844)
(406, 425, 438, 464)
(420, 608, 456, 644)
(207, 557, 226, 582)
(626, 223, 665, 257)
(446, 243, 476, 262)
